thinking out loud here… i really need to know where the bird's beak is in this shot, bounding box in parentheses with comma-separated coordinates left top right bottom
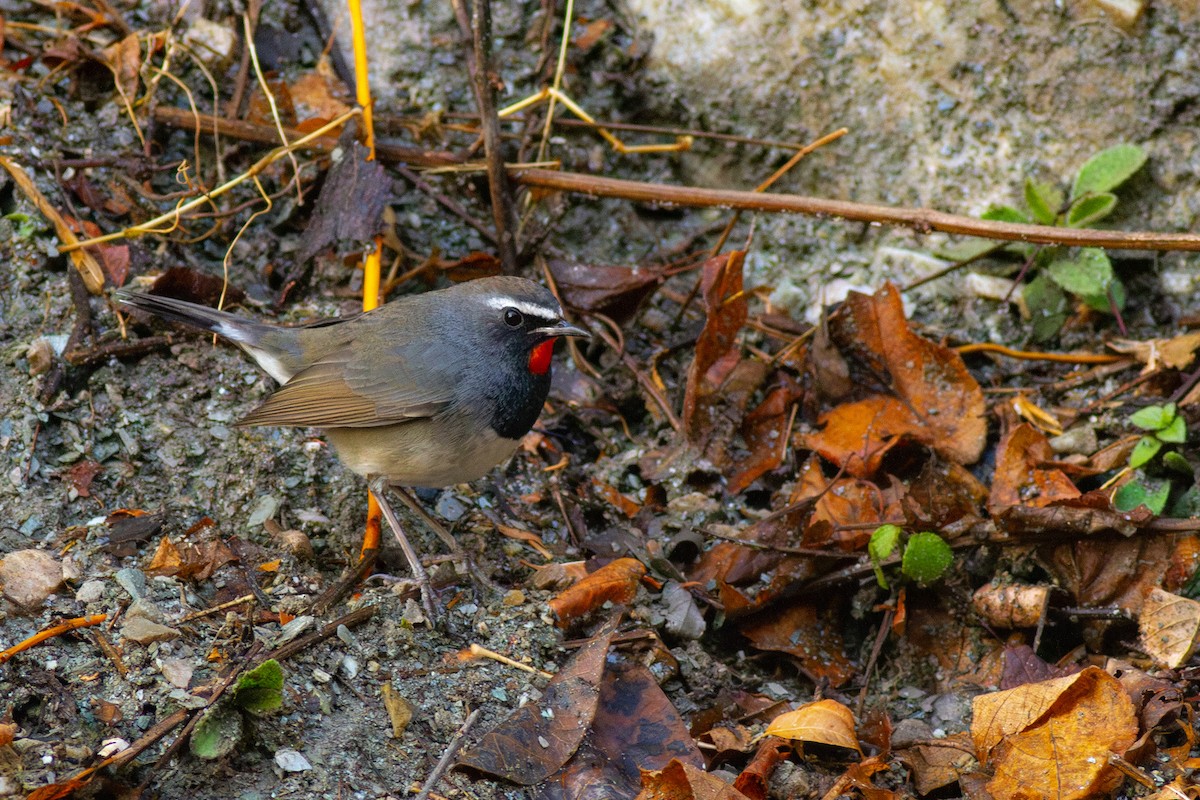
(533, 320, 590, 339)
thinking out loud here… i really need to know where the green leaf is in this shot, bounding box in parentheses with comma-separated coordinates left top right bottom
(1129, 436, 1162, 469)
(1024, 178, 1063, 225)
(1113, 476, 1171, 515)
(1158, 415, 1188, 444)
(190, 705, 243, 760)
(1080, 276, 1126, 313)
(933, 240, 1002, 262)
(1130, 403, 1175, 432)
(1072, 144, 1147, 198)
(1163, 451, 1194, 476)
(1066, 192, 1117, 228)
(231, 659, 284, 714)
(981, 204, 1030, 224)
(1023, 274, 1069, 342)
(1044, 248, 1113, 299)
(1171, 485, 1200, 522)
(868, 524, 902, 589)
(900, 532, 954, 586)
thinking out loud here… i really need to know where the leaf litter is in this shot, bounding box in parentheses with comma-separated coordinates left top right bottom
(3, 1, 1200, 799)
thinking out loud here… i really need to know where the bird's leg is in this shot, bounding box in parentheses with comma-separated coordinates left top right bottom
(392, 486, 498, 594)
(391, 486, 461, 554)
(368, 476, 437, 621)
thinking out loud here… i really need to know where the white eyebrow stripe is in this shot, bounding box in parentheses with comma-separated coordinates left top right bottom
(481, 296, 561, 318)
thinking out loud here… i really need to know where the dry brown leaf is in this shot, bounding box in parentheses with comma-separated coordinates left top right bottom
(894, 732, 974, 795)
(289, 56, 352, 125)
(764, 698, 861, 753)
(636, 758, 752, 800)
(1109, 331, 1200, 373)
(380, 682, 415, 739)
(495, 522, 553, 560)
(100, 33, 141, 105)
(972, 666, 1138, 800)
(804, 283, 986, 477)
(741, 604, 856, 688)
(1139, 587, 1200, 669)
(456, 616, 618, 784)
(726, 375, 802, 494)
(988, 423, 1081, 512)
(548, 557, 646, 628)
(732, 737, 791, 800)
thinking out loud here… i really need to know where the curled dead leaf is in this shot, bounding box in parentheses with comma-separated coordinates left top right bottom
(764, 698, 861, 753)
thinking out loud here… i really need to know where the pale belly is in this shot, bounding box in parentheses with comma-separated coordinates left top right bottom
(322, 419, 521, 488)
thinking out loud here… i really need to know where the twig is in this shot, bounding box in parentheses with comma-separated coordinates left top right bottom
(954, 343, 1126, 364)
(0, 613, 107, 665)
(64, 333, 174, 367)
(469, 0, 518, 272)
(508, 167, 1200, 252)
(413, 708, 482, 800)
(267, 605, 378, 664)
(307, 550, 378, 615)
(153, 106, 463, 167)
(466, 643, 553, 678)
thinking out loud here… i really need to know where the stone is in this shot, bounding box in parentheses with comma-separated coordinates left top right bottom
(0, 549, 64, 608)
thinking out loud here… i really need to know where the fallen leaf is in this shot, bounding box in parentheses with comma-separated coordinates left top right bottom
(289, 56, 352, 125)
(988, 423, 1080, 512)
(547, 259, 664, 325)
(683, 251, 767, 461)
(804, 283, 986, 477)
(636, 758, 752, 800)
(146, 267, 245, 309)
(296, 140, 390, 264)
(1139, 587, 1200, 669)
(972, 581, 1051, 629)
(548, 557, 646, 628)
(1109, 330, 1200, 373)
(972, 667, 1137, 800)
(726, 374, 802, 494)
(495, 522, 554, 560)
(741, 604, 856, 687)
(457, 616, 618, 784)
(100, 33, 141, 104)
(62, 459, 102, 497)
(894, 732, 974, 795)
(732, 737, 791, 800)
(764, 699, 861, 753)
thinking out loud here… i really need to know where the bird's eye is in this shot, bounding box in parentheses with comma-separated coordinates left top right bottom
(503, 307, 524, 327)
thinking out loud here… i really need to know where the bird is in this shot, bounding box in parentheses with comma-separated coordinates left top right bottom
(116, 276, 588, 616)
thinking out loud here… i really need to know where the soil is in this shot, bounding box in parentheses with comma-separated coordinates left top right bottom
(0, 1, 1197, 799)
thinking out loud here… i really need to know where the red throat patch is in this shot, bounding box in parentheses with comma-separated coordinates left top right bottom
(528, 339, 555, 375)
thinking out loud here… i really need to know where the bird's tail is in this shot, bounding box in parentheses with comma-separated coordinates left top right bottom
(115, 290, 265, 342)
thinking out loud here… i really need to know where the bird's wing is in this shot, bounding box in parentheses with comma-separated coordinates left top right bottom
(235, 338, 459, 428)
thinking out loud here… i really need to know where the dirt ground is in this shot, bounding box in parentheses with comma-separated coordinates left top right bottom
(2, 1, 1200, 799)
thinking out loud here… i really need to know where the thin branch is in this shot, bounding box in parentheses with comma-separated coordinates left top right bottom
(469, 0, 518, 272)
(508, 167, 1200, 252)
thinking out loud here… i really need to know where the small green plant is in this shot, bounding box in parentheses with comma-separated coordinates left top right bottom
(190, 659, 285, 759)
(1113, 402, 1191, 515)
(868, 525, 954, 588)
(978, 144, 1147, 341)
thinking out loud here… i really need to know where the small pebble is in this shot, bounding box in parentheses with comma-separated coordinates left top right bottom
(274, 749, 312, 773)
(114, 568, 147, 600)
(75, 580, 106, 604)
(121, 617, 180, 644)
